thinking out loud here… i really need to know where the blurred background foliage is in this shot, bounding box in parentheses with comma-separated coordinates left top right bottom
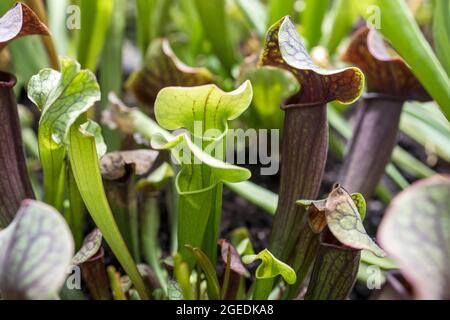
(0, 0, 448, 201)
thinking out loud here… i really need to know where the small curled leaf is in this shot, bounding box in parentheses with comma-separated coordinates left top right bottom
(243, 249, 296, 285)
(72, 229, 103, 265)
(28, 57, 101, 147)
(297, 186, 385, 257)
(0, 200, 74, 300)
(218, 240, 249, 277)
(260, 16, 364, 106)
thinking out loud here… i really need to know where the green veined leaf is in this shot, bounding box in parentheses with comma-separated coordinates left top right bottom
(155, 81, 253, 136)
(0, 200, 74, 300)
(378, 175, 450, 299)
(28, 57, 101, 209)
(297, 186, 386, 257)
(325, 186, 386, 257)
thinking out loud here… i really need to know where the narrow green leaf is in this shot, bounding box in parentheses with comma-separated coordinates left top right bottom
(302, 0, 330, 48)
(68, 117, 150, 299)
(186, 245, 221, 300)
(193, 0, 238, 71)
(267, 0, 295, 27)
(99, 0, 126, 150)
(135, 0, 171, 57)
(225, 181, 278, 215)
(378, 175, 450, 299)
(47, 0, 69, 55)
(77, 0, 113, 71)
(375, 0, 450, 119)
(173, 254, 194, 300)
(433, 0, 450, 76)
(234, 0, 266, 36)
(0, 200, 74, 300)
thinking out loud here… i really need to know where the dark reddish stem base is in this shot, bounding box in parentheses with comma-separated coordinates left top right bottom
(0, 72, 35, 228)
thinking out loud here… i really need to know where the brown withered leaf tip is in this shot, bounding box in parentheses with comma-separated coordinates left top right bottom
(126, 38, 214, 107)
(342, 27, 430, 101)
(260, 16, 364, 107)
(218, 240, 249, 277)
(100, 150, 159, 181)
(0, 3, 50, 51)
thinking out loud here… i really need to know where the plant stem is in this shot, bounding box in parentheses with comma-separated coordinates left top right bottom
(269, 104, 328, 270)
(253, 278, 274, 300)
(140, 192, 168, 293)
(304, 242, 360, 300)
(107, 265, 126, 300)
(339, 96, 404, 198)
(0, 72, 35, 227)
(80, 248, 111, 300)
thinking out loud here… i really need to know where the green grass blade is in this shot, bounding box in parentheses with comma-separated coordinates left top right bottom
(77, 0, 113, 71)
(193, 0, 238, 71)
(68, 118, 149, 300)
(302, 0, 330, 48)
(234, 0, 266, 36)
(47, 0, 69, 55)
(100, 0, 126, 150)
(186, 246, 221, 300)
(375, 0, 450, 119)
(225, 181, 278, 215)
(267, 0, 295, 27)
(433, 0, 450, 76)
